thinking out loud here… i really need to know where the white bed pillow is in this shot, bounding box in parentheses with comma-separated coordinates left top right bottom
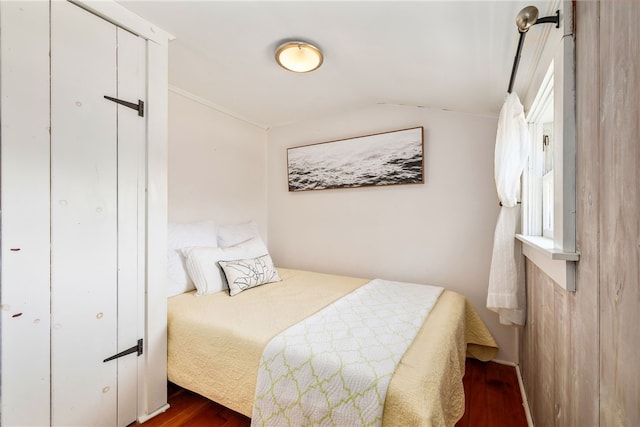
(167, 220, 218, 297)
(182, 236, 269, 296)
(217, 220, 261, 248)
(219, 254, 281, 296)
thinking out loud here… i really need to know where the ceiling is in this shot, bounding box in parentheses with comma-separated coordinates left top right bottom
(117, 1, 557, 129)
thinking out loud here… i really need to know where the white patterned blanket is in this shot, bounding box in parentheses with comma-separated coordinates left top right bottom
(251, 279, 444, 427)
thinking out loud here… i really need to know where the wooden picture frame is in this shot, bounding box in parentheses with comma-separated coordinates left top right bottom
(287, 126, 424, 192)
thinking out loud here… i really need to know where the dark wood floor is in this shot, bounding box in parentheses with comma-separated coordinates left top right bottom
(141, 359, 527, 427)
(455, 358, 528, 427)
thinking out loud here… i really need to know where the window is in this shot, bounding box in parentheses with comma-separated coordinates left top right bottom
(541, 129, 554, 238)
(523, 63, 554, 239)
(517, 7, 579, 292)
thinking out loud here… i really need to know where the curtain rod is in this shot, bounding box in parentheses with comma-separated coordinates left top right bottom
(507, 9, 560, 94)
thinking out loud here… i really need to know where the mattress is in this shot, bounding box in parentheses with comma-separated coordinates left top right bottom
(167, 268, 498, 426)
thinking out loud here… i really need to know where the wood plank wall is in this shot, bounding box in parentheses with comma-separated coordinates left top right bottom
(598, 1, 640, 424)
(519, 1, 639, 426)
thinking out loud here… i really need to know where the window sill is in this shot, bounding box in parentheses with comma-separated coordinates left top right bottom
(516, 234, 580, 292)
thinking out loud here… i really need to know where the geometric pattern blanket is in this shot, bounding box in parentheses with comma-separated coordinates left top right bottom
(251, 279, 444, 427)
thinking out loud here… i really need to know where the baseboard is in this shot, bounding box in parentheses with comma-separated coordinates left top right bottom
(492, 358, 517, 367)
(491, 359, 534, 427)
(515, 364, 534, 426)
(137, 403, 171, 424)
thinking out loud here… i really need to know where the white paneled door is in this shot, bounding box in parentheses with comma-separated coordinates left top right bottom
(50, 2, 146, 425)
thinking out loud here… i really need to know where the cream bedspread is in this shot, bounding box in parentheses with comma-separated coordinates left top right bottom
(167, 268, 498, 426)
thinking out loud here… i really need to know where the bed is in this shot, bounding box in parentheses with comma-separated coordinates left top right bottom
(167, 267, 498, 426)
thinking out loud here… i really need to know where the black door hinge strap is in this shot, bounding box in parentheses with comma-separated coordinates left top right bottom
(104, 95, 144, 117)
(103, 338, 143, 363)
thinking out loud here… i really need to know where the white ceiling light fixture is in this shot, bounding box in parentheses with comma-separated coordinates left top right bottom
(275, 41, 323, 73)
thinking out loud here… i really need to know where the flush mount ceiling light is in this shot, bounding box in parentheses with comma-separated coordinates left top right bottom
(275, 41, 323, 73)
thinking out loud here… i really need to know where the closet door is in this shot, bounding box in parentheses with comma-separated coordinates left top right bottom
(115, 17, 147, 427)
(50, 1, 145, 425)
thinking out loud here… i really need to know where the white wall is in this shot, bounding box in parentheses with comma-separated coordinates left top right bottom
(168, 90, 268, 236)
(266, 104, 517, 362)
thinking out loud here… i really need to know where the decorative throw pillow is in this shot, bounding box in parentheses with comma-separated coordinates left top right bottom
(182, 236, 269, 296)
(218, 254, 281, 296)
(167, 220, 218, 297)
(217, 220, 261, 248)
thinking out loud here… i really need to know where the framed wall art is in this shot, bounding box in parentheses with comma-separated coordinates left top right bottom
(287, 126, 424, 192)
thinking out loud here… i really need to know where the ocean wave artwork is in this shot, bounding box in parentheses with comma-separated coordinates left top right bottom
(287, 127, 424, 191)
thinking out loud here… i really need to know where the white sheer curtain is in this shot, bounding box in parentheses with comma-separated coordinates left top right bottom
(487, 92, 531, 326)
